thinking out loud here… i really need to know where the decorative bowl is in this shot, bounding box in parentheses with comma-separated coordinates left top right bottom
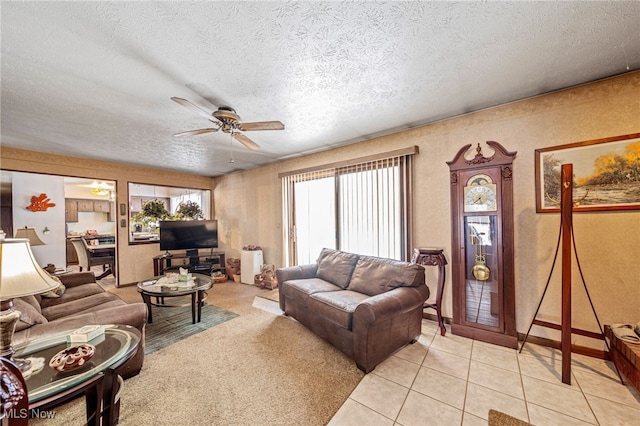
(49, 344, 95, 372)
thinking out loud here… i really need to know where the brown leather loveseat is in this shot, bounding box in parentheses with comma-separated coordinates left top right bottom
(277, 248, 428, 373)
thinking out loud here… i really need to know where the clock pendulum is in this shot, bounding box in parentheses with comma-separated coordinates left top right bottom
(471, 231, 490, 281)
(471, 227, 491, 322)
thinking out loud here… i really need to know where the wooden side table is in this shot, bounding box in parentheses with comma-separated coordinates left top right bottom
(412, 248, 447, 336)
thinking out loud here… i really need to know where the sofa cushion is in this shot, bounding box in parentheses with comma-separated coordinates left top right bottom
(347, 255, 426, 297)
(41, 292, 125, 321)
(13, 297, 48, 331)
(308, 290, 369, 330)
(39, 283, 105, 309)
(280, 278, 343, 303)
(316, 248, 360, 289)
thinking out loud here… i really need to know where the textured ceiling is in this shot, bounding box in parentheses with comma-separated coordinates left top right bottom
(2, 1, 639, 176)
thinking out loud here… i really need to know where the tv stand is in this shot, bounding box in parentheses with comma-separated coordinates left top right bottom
(153, 251, 225, 276)
(186, 249, 199, 266)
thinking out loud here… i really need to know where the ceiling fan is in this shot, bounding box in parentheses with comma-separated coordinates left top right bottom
(171, 97, 285, 151)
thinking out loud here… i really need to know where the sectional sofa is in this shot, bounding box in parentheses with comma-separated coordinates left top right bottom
(13, 272, 147, 378)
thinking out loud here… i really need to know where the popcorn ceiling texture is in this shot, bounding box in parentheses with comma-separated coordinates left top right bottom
(2, 1, 639, 176)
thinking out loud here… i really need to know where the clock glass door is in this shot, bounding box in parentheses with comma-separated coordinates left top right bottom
(463, 215, 500, 329)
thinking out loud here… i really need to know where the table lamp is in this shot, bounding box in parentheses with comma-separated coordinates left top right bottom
(14, 226, 45, 246)
(0, 238, 61, 371)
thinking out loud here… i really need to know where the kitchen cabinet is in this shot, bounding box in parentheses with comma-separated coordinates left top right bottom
(65, 199, 116, 222)
(107, 202, 116, 222)
(66, 239, 78, 265)
(77, 199, 94, 212)
(93, 200, 111, 212)
(65, 199, 79, 222)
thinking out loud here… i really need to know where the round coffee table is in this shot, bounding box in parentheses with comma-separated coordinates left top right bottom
(137, 273, 213, 324)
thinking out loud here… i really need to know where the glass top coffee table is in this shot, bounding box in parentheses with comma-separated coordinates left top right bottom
(137, 273, 213, 324)
(14, 324, 141, 425)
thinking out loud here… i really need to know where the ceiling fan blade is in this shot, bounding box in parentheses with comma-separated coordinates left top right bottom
(173, 128, 219, 137)
(238, 121, 285, 131)
(171, 97, 216, 122)
(232, 132, 261, 151)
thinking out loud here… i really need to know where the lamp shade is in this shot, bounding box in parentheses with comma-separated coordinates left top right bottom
(14, 227, 45, 247)
(0, 239, 60, 299)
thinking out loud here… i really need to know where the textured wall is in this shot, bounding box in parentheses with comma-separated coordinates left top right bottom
(11, 171, 66, 267)
(214, 71, 640, 346)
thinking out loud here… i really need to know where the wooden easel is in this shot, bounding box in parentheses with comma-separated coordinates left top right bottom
(520, 164, 623, 385)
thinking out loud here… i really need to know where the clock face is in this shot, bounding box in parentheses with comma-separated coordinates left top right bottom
(464, 174, 497, 212)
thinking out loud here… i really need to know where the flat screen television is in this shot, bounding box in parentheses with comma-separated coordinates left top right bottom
(159, 220, 218, 252)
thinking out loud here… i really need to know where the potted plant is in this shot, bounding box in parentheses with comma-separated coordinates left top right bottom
(141, 199, 171, 220)
(131, 199, 172, 232)
(174, 200, 204, 220)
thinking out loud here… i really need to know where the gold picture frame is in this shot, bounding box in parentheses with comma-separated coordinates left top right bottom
(535, 133, 640, 213)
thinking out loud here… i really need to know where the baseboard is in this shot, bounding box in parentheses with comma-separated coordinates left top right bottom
(422, 312, 452, 324)
(517, 332, 609, 360)
(421, 315, 610, 360)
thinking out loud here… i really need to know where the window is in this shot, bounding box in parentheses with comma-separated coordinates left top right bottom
(128, 183, 211, 244)
(281, 147, 416, 265)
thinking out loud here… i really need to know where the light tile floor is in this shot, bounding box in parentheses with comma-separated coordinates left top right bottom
(327, 319, 640, 426)
(253, 295, 640, 424)
(253, 294, 640, 425)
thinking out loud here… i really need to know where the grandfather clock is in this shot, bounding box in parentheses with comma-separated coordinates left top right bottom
(447, 141, 517, 348)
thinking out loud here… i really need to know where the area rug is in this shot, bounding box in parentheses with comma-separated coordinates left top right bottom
(144, 301, 239, 354)
(31, 285, 364, 426)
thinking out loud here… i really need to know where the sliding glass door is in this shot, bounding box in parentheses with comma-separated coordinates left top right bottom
(337, 160, 402, 259)
(281, 149, 415, 266)
(293, 177, 336, 264)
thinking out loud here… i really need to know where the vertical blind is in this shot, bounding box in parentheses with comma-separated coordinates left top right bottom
(281, 148, 416, 266)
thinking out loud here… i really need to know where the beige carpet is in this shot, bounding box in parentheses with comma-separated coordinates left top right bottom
(33, 282, 364, 426)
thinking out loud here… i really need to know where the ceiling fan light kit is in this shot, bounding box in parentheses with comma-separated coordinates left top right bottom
(171, 97, 284, 151)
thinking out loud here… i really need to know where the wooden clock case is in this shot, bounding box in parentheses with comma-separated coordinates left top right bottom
(447, 141, 518, 348)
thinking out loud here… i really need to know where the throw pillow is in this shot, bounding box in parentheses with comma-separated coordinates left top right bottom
(316, 248, 359, 289)
(347, 255, 425, 296)
(20, 295, 42, 313)
(13, 297, 48, 331)
(40, 273, 66, 298)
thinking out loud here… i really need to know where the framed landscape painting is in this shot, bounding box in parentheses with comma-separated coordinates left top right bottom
(535, 133, 640, 213)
